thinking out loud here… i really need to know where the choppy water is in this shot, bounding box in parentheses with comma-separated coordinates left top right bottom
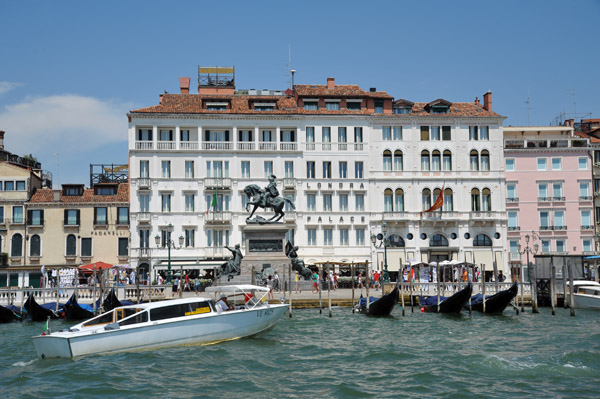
(1, 306, 599, 398)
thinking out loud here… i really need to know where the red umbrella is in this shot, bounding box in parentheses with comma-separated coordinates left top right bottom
(78, 261, 113, 273)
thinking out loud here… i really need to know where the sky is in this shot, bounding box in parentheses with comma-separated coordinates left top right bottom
(1, 0, 599, 186)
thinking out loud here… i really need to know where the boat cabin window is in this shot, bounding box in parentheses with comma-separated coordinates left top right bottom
(119, 311, 149, 326)
(150, 301, 212, 321)
(82, 311, 114, 327)
(115, 308, 143, 321)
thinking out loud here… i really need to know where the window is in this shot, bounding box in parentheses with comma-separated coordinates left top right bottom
(356, 228, 365, 245)
(324, 228, 333, 245)
(579, 157, 588, 170)
(442, 126, 452, 141)
(264, 161, 273, 177)
(185, 161, 194, 178)
(480, 126, 489, 140)
(540, 211, 550, 229)
(553, 182, 563, 200)
(117, 207, 129, 225)
(469, 126, 478, 141)
(239, 130, 253, 143)
(541, 240, 551, 253)
(556, 239, 566, 253)
(583, 239, 593, 252)
(508, 211, 518, 229)
(507, 184, 517, 200)
(339, 162, 347, 178)
(161, 161, 171, 178)
(394, 151, 403, 171)
(94, 207, 107, 225)
(180, 129, 190, 142)
(347, 101, 361, 110)
(384, 189, 393, 212)
(307, 161, 315, 179)
(551, 157, 561, 170)
(66, 234, 76, 256)
(580, 182, 590, 199)
(30, 234, 41, 257)
(325, 102, 339, 111)
(307, 229, 317, 246)
(117, 237, 128, 256)
(306, 127, 315, 144)
(241, 161, 250, 178)
(307, 194, 316, 211)
(471, 188, 480, 211)
(537, 158, 547, 171)
(443, 151, 452, 171)
(161, 193, 171, 212)
(383, 151, 392, 171)
(140, 194, 150, 213)
(422, 189, 432, 210)
(355, 162, 364, 178)
(81, 237, 92, 257)
(382, 126, 391, 141)
(554, 210, 565, 229)
(395, 189, 404, 212)
(420, 126, 429, 141)
(581, 210, 592, 228)
(340, 228, 349, 246)
(443, 188, 453, 211)
(432, 150, 441, 171)
(304, 101, 318, 110)
(255, 104, 275, 111)
(0, 206, 3, 223)
(470, 150, 479, 171)
(140, 230, 150, 249)
(159, 129, 173, 141)
(137, 129, 152, 141)
(339, 194, 348, 211)
(481, 150, 490, 171)
(323, 162, 332, 179)
(506, 158, 515, 171)
(355, 194, 364, 211)
(538, 183, 548, 200)
(285, 161, 294, 178)
(421, 151, 430, 171)
(509, 240, 519, 253)
(94, 185, 117, 196)
(354, 127, 363, 143)
(322, 127, 331, 147)
(430, 126, 441, 140)
(185, 194, 195, 212)
(185, 229, 195, 248)
(473, 234, 492, 246)
(28, 210, 44, 226)
(393, 126, 402, 140)
(140, 160, 149, 178)
(482, 188, 492, 211)
(11, 234, 23, 257)
(393, 106, 411, 114)
(207, 160, 229, 178)
(374, 100, 384, 114)
(16, 181, 25, 191)
(4, 181, 14, 191)
(323, 194, 332, 211)
(430, 234, 449, 247)
(12, 206, 23, 223)
(338, 127, 347, 143)
(64, 209, 80, 226)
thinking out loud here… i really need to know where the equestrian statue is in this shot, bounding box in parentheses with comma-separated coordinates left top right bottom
(243, 174, 295, 224)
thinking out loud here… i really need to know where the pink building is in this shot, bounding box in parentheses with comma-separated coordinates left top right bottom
(504, 126, 593, 281)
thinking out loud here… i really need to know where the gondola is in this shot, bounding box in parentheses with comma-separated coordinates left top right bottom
(63, 293, 95, 320)
(469, 281, 518, 313)
(356, 282, 399, 316)
(24, 295, 62, 322)
(0, 304, 23, 323)
(102, 289, 122, 312)
(421, 282, 472, 314)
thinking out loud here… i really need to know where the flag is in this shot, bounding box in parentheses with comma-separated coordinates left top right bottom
(42, 318, 49, 335)
(420, 185, 444, 217)
(206, 188, 218, 215)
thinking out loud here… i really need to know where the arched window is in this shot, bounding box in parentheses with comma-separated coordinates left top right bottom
(383, 150, 392, 171)
(433, 188, 443, 212)
(422, 188, 432, 210)
(471, 188, 481, 211)
(393, 150, 403, 171)
(473, 233, 492, 246)
(395, 188, 404, 212)
(443, 150, 452, 171)
(432, 150, 441, 171)
(11, 234, 22, 257)
(30, 234, 41, 257)
(430, 234, 449, 247)
(421, 150, 430, 171)
(482, 188, 492, 211)
(481, 150, 490, 171)
(384, 189, 393, 212)
(470, 150, 479, 171)
(66, 234, 77, 256)
(388, 234, 405, 247)
(443, 188, 454, 211)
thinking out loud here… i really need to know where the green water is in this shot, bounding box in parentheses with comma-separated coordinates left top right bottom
(1, 307, 599, 398)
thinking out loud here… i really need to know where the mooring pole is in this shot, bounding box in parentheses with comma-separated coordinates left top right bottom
(327, 263, 332, 318)
(550, 263, 557, 316)
(567, 261, 575, 317)
(351, 263, 355, 313)
(436, 264, 441, 314)
(409, 265, 414, 313)
(318, 264, 322, 314)
(482, 263, 486, 314)
(400, 260, 405, 316)
(529, 262, 538, 313)
(519, 260, 525, 313)
(562, 263, 568, 309)
(288, 261, 292, 318)
(93, 264, 97, 314)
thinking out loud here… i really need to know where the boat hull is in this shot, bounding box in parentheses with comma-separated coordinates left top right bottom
(569, 293, 600, 310)
(422, 283, 472, 314)
(470, 282, 518, 314)
(33, 304, 289, 358)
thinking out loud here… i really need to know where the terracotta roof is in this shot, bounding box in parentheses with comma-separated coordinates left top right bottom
(409, 102, 500, 117)
(294, 84, 392, 98)
(29, 183, 129, 204)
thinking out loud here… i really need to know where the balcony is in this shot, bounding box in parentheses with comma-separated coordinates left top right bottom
(302, 142, 365, 152)
(134, 247, 151, 259)
(202, 142, 233, 151)
(283, 178, 295, 189)
(135, 141, 154, 150)
(508, 226, 520, 231)
(554, 225, 567, 231)
(237, 142, 255, 151)
(284, 211, 297, 222)
(580, 196, 593, 201)
(538, 197, 552, 202)
(280, 142, 298, 151)
(552, 197, 565, 202)
(137, 212, 151, 223)
(8, 218, 25, 226)
(540, 225, 553, 231)
(137, 178, 151, 189)
(509, 252, 522, 261)
(337, 143, 348, 151)
(506, 197, 519, 203)
(204, 247, 225, 258)
(258, 142, 277, 151)
(469, 211, 501, 221)
(157, 141, 175, 150)
(179, 141, 198, 150)
(204, 177, 231, 189)
(581, 225, 594, 231)
(205, 211, 232, 224)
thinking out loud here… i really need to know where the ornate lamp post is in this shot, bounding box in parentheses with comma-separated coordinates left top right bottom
(517, 233, 539, 312)
(371, 222, 390, 283)
(154, 223, 184, 284)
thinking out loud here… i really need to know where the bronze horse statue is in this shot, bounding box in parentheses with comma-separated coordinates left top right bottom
(243, 184, 295, 223)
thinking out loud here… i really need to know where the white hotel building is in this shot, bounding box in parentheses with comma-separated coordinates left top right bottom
(128, 68, 507, 280)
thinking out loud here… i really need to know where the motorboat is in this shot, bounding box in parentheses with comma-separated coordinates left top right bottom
(356, 282, 399, 316)
(565, 280, 600, 310)
(420, 283, 472, 313)
(32, 285, 288, 358)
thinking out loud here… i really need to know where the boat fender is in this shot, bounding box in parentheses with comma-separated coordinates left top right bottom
(420, 307, 425, 312)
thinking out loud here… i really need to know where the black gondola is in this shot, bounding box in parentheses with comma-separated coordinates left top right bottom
(421, 282, 473, 314)
(64, 293, 95, 320)
(469, 281, 518, 313)
(24, 295, 61, 322)
(356, 282, 399, 316)
(102, 289, 122, 312)
(0, 304, 23, 323)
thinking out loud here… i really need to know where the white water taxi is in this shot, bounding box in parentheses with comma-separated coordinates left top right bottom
(32, 285, 289, 358)
(565, 280, 600, 310)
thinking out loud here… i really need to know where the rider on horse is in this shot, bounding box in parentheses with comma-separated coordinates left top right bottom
(260, 174, 279, 208)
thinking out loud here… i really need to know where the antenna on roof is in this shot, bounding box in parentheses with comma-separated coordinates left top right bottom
(524, 89, 531, 126)
(570, 88, 577, 122)
(287, 44, 294, 89)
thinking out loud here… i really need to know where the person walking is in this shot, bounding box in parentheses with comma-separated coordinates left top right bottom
(357, 272, 364, 289)
(274, 271, 280, 292)
(267, 275, 274, 299)
(312, 271, 320, 294)
(294, 271, 301, 293)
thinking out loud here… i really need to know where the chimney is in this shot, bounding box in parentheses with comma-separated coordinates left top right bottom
(483, 91, 492, 111)
(0, 130, 4, 150)
(370, 87, 376, 92)
(565, 119, 574, 127)
(327, 77, 335, 89)
(159, 94, 164, 104)
(179, 77, 190, 94)
(474, 97, 480, 106)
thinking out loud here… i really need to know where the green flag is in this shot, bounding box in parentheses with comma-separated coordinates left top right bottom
(207, 188, 218, 215)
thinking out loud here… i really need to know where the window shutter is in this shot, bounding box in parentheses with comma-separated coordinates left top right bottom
(27, 210, 32, 225)
(76, 210, 80, 226)
(40, 210, 44, 225)
(64, 209, 68, 225)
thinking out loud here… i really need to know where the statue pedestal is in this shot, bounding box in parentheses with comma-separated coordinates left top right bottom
(241, 224, 291, 283)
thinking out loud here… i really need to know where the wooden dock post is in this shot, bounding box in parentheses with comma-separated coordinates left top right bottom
(436, 264, 441, 313)
(399, 260, 405, 316)
(365, 260, 370, 312)
(519, 260, 525, 313)
(351, 263, 355, 313)
(493, 259, 499, 294)
(327, 263, 332, 318)
(562, 263, 568, 309)
(288, 262, 292, 318)
(93, 264, 97, 314)
(409, 265, 414, 313)
(481, 263, 486, 314)
(318, 264, 322, 314)
(467, 264, 472, 315)
(550, 263, 557, 316)
(529, 262, 539, 313)
(567, 261, 575, 317)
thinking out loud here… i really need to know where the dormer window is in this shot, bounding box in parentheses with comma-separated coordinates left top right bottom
(346, 99, 362, 110)
(374, 100, 384, 114)
(94, 184, 117, 195)
(425, 99, 452, 114)
(205, 102, 229, 111)
(62, 185, 84, 196)
(303, 100, 318, 111)
(325, 99, 340, 111)
(393, 99, 414, 114)
(394, 106, 411, 114)
(431, 105, 449, 114)
(254, 103, 276, 111)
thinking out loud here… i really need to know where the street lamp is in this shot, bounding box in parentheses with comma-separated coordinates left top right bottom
(154, 223, 184, 284)
(371, 222, 390, 283)
(517, 233, 539, 312)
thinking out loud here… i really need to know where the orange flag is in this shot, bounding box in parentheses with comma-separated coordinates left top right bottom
(420, 186, 444, 217)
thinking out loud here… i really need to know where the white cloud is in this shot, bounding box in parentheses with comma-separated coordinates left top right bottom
(0, 81, 24, 96)
(0, 94, 132, 155)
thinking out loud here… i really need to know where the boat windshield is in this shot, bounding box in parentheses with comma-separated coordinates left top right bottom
(150, 301, 212, 321)
(82, 311, 114, 327)
(118, 310, 149, 326)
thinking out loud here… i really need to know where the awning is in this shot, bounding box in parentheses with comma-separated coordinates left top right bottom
(79, 261, 113, 272)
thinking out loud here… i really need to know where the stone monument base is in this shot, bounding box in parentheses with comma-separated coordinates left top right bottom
(241, 224, 291, 286)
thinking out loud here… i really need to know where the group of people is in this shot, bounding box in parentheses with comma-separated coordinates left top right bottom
(356, 271, 381, 291)
(307, 270, 339, 294)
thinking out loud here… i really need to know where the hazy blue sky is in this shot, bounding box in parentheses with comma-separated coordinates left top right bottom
(1, 1, 599, 185)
